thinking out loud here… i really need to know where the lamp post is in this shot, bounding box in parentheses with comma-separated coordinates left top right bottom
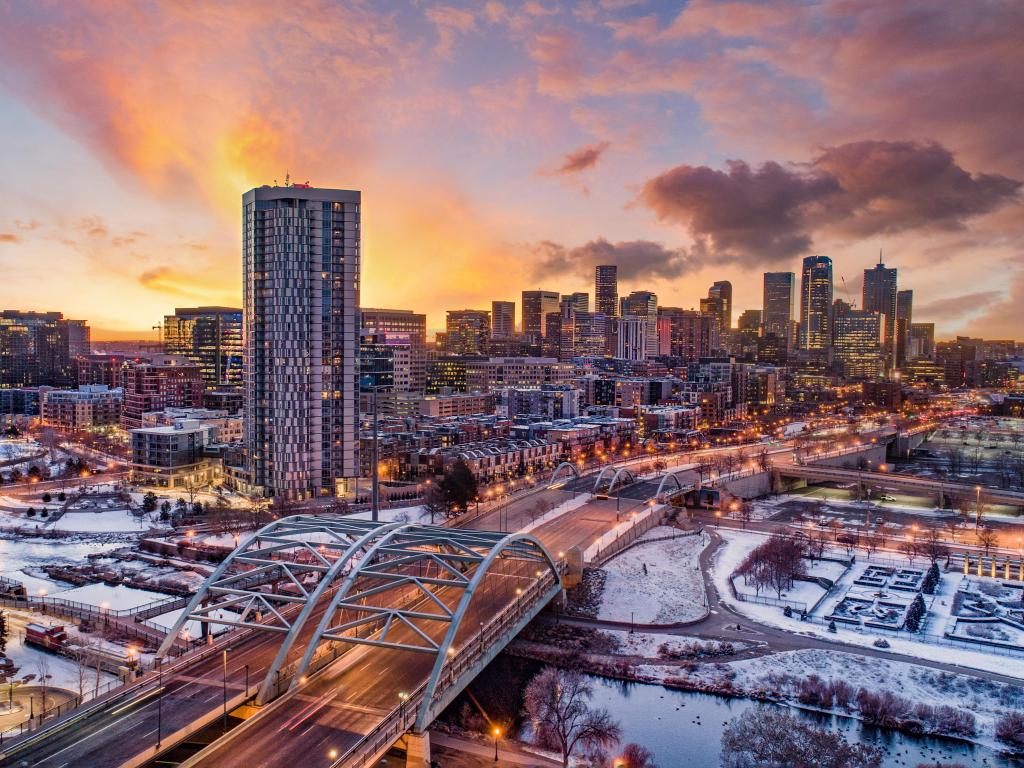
(156, 657, 163, 750)
(222, 648, 229, 734)
(975, 485, 982, 528)
(493, 726, 501, 762)
(398, 691, 409, 723)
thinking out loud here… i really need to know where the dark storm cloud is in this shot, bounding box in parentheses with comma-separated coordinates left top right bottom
(638, 140, 1021, 263)
(529, 237, 695, 281)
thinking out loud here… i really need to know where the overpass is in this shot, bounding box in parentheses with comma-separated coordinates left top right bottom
(0, 516, 562, 768)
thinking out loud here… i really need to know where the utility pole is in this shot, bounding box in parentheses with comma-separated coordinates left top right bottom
(372, 386, 380, 522)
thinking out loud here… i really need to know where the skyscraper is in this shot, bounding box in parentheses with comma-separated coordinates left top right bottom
(561, 292, 589, 314)
(521, 290, 560, 341)
(163, 306, 243, 388)
(762, 272, 795, 346)
(799, 256, 833, 351)
(895, 289, 913, 368)
(707, 281, 733, 332)
(243, 184, 360, 500)
(620, 290, 659, 358)
(445, 309, 491, 355)
(863, 258, 898, 373)
(832, 301, 883, 380)
(491, 301, 515, 339)
(595, 265, 618, 317)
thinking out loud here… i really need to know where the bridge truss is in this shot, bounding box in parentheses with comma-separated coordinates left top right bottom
(156, 515, 561, 712)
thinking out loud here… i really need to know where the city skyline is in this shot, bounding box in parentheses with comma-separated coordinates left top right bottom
(0, 1, 1021, 340)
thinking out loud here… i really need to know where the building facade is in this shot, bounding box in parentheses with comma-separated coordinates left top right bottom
(799, 255, 833, 352)
(0, 311, 88, 388)
(595, 265, 618, 317)
(762, 272, 795, 348)
(121, 355, 203, 430)
(862, 260, 898, 373)
(445, 309, 491, 355)
(521, 290, 560, 342)
(243, 184, 360, 499)
(163, 306, 243, 388)
(490, 301, 515, 339)
(40, 385, 122, 431)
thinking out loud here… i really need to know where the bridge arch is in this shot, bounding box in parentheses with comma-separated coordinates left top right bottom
(548, 461, 579, 487)
(413, 532, 560, 731)
(592, 464, 616, 493)
(608, 466, 635, 492)
(655, 471, 687, 501)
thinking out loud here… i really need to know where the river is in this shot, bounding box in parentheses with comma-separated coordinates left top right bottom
(444, 656, 1022, 768)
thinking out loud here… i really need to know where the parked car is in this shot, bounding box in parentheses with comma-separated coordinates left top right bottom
(873, 638, 891, 649)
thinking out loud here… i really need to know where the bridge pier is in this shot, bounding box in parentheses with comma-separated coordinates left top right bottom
(403, 731, 431, 767)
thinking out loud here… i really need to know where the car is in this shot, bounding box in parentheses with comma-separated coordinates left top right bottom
(879, 494, 896, 502)
(873, 638, 891, 648)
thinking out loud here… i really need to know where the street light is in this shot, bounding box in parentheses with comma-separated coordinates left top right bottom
(222, 648, 229, 734)
(493, 726, 502, 761)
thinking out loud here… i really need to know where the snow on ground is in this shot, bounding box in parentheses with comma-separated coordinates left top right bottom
(52, 583, 167, 611)
(49, 509, 155, 533)
(710, 528, 1024, 676)
(601, 628, 752, 659)
(687, 648, 1024, 750)
(149, 606, 231, 639)
(597, 528, 707, 624)
(0, 440, 41, 462)
(346, 504, 433, 524)
(0, 537, 124, 595)
(2, 608, 119, 694)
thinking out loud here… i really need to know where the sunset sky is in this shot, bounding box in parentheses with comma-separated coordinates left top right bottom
(0, 0, 1021, 340)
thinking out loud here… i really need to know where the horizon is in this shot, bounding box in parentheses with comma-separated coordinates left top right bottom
(1, 1, 1021, 340)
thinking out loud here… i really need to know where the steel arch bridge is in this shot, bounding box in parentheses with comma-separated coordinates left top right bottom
(592, 464, 636, 494)
(156, 515, 562, 720)
(548, 461, 580, 487)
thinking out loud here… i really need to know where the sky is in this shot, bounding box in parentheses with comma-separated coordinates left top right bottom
(0, 0, 1021, 340)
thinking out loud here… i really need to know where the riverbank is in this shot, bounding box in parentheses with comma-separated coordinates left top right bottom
(508, 624, 1024, 757)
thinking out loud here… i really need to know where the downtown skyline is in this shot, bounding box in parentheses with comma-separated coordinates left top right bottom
(0, 0, 1022, 340)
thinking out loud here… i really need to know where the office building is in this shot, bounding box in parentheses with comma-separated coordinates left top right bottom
(0, 311, 88, 387)
(361, 308, 427, 393)
(832, 302, 883, 380)
(595, 265, 618, 317)
(561, 293, 589, 314)
(895, 289, 913, 368)
(121, 355, 204, 430)
(798, 255, 833, 351)
(465, 357, 574, 392)
(706, 281, 733, 332)
(163, 306, 243, 388)
(909, 323, 936, 360)
(762, 272, 795, 346)
(491, 301, 515, 339)
(615, 316, 650, 361)
(521, 290, 560, 342)
(620, 290, 659, 358)
(444, 310, 491, 356)
(243, 184, 360, 499)
(737, 310, 762, 332)
(656, 308, 718, 361)
(862, 259, 899, 372)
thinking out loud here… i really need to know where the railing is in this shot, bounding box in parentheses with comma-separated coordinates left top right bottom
(330, 569, 561, 768)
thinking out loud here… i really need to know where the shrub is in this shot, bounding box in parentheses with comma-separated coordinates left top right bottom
(996, 711, 1024, 750)
(26, 507, 36, 517)
(41, 492, 51, 503)
(856, 688, 912, 727)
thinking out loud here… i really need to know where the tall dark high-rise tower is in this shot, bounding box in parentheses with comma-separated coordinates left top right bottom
(521, 290, 560, 341)
(163, 306, 243, 388)
(895, 289, 913, 368)
(243, 184, 360, 500)
(863, 257, 898, 373)
(707, 280, 733, 332)
(762, 272, 795, 347)
(799, 255, 833, 351)
(595, 265, 618, 317)
(490, 301, 515, 339)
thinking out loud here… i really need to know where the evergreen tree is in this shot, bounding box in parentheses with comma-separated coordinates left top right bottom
(142, 492, 159, 513)
(440, 459, 478, 514)
(905, 594, 927, 632)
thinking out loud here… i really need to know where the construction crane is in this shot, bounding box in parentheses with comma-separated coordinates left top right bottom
(840, 276, 857, 309)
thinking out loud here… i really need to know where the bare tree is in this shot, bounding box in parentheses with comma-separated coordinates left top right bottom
(921, 526, 950, 563)
(621, 743, 658, 768)
(736, 500, 753, 530)
(523, 667, 622, 768)
(943, 517, 961, 543)
(35, 656, 51, 714)
(423, 484, 448, 525)
(721, 708, 882, 768)
(977, 526, 999, 556)
(899, 540, 921, 566)
(734, 533, 807, 599)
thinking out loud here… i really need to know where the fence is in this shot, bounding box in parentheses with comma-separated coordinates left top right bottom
(584, 501, 663, 565)
(728, 579, 809, 612)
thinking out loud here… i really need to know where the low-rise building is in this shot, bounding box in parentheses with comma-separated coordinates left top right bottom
(129, 419, 221, 489)
(140, 407, 243, 443)
(40, 385, 122, 430)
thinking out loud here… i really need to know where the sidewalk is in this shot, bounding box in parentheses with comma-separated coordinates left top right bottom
(430, 732, 561, 767)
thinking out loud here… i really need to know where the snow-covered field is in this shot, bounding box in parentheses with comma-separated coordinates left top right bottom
(667, 648, 1024, 750)
(597, 528, 707, 624)
(711, 528, 1024, 676)
(49, 509, 155, 533)
(49, 583, 166, 611)
(0, 439, 41, 463)
(0, 537, 124, 595)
